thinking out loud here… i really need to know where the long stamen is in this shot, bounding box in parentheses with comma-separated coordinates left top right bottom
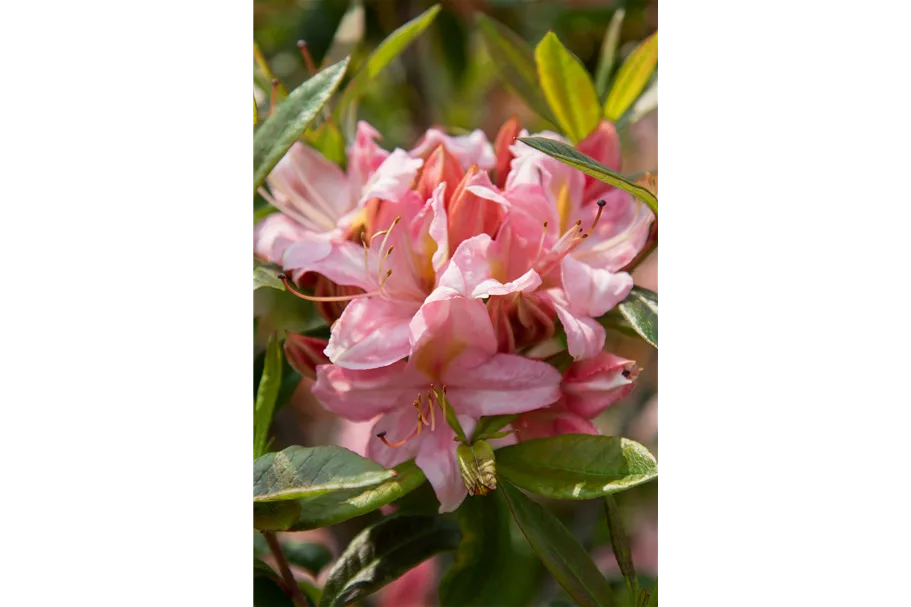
(582, 199, 607, 238)
(279, 274, 379, 303)
(533, 221, 549, 263)
(376, 429, 419, 448)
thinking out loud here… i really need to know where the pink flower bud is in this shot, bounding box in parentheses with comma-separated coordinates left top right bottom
(447, 165, 504, 253)
(562, 352, 639, 418)
(513, 406, 598, 441)
(576, 120, 622, 201)
(283, 333, 329, 380)
(488, 293, 556, 354)
(415, 144, 464, 205)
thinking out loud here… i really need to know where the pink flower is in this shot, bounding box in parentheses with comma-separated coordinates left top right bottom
(255, 121, 423, 285)
(410, 127, 495, 171)
(312, 296, 562, 512)
(514, 352, 640, 440)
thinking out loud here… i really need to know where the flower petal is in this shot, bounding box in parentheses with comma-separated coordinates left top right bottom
(312, 362, 426, 422)
(411, 128, 495, 170)
(409, 296, 497, 378)
(415, 415, 477, 513)
(561, 255, 633, 317)
(366, 407, 426, 468)
(325, 297, 419, 369)
(444, 354, 562, 417)
(253, 213, 311, 266)
(360, 149, 424, 204)
(553, 301, 606, 360)
(282, 239, 375, 292)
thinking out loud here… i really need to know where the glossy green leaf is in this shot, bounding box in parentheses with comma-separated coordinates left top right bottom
(605, 494, 639, 603)
(253, 335, 283, 459)
(253, 58, 350, 193)
(496, 435, 658, 499)
(254, 260, 285, 291)
(254, 460, 427, 531)
(471, 414, 517, 441)
(519, 136, 658, 214)
(476, 14, 556, 124)
(595, 9, 626, 99)
(338, 5, 440, 112)
(604, 32, 658, 121)
(439, 492, 514, 607)
(618, 286, 657, 349)
(282, 541, 333, 577)
(254, 445, 395, 502)
(254, 41, 288, 100)
(254, 96, 259, 126)
(535, 32, 601, 143)
(319, 514, 460, 607)
(501, 482, 613, 607)
(305, 120, 346, 168)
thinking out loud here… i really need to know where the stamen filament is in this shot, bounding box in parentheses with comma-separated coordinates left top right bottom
(279, 274, 379, 302)
(376, 429, 419, 448)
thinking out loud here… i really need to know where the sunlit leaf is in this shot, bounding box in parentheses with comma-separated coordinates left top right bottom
(604, 32, 658, 121)
(254, 41, 288, 100)
(616, 76, 657, 129)
(471, 414, 517, 441)
(595, 8, 626, 99)
(535, 32, 600, 142)
(305, 120, 346, 168)
(618, 286, 657, 349)
(253, 335, 283, 459)
(254, 260, 285, 291)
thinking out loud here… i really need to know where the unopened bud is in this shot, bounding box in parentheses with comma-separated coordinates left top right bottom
(562, 352, 639, 418)
(456, 440, 497, 496)
(283, 333, 329, 379)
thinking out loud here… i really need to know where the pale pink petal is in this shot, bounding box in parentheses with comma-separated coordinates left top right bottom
(376, 559, 435, 607)
(408, 296, 497, 379)
(360, 149, 423, 204)
(266, 141, 354, 230)
(411, 128, 495, 170)
(553, 302, 606, 360)
(282, 239, 375, 292)
(325, 297, 419, 369)
(366, 407, 425, 468)
(253, 213, 311, 265)
(438, 234, 541, 299)
(561, 255, 633, 317)
(335, 418, 379, 457)
(415, 416, 477, 513)
(573, 189, 654, 272)
(348, 121, 390, 193)
(444, 354, 562, 417)
(312, 362, 426, 422)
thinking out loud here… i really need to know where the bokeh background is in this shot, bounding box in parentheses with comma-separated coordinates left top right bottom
(254, 1, 657, 604)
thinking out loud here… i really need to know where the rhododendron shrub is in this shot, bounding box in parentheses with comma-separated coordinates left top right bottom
(254, 7, 658, 606)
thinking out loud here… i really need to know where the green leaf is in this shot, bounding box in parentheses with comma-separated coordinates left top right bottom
(476, 14, 556, 124)
(519, 136, 658, 214)
(254, 460, 427, 531)
(253, 58, 350, 193)
(501, 482, 613, 607)
(254, 41, 289, 100)
(282, 541, 333, 577)
(253, 335, 283, 459)
(338, 5, 441, 113)
(618, 286, 657, 349)
(496, 435, 658, 500)
(305, 120, 346, 168)
(254, 445, 395, 502)
(439, 493, 515, 607)
(604, 32, 658, 121)
(254, 260, 285, 291)
(535, 32, 601, 143)
(604, 495, 639, 603)
(254, 96, 259, 126)
(595, 9, 626, 99)
(319, 514, 460, 607)
(471, 414, 517, 441)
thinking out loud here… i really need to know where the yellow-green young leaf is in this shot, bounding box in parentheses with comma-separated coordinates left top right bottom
(535, 32, 601, 143)
(253, 41, 288, 100)
(594, 8, 626, 99)
(253, 58, 350, 193)
(338, 4, 441, 113)
(253, 335, 283, 459)
(254, 96, 258, 126)
(604, 31, 658, 121)
(519, 136, 658, 214)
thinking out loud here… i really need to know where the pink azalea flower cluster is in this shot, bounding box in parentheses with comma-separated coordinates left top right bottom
(256, 118, 654, 512)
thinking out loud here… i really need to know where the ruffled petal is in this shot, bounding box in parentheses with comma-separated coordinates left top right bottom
(409, 296, 497, 378)
(312, 362, 426, 422)
(325, 297, 419, 369)
(415, 415, 477, 513)
(443, 354, 562, 417)
(553, 301, 606, 360)
(561, 255, 633, 317)
(253, 213, 311, 265)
